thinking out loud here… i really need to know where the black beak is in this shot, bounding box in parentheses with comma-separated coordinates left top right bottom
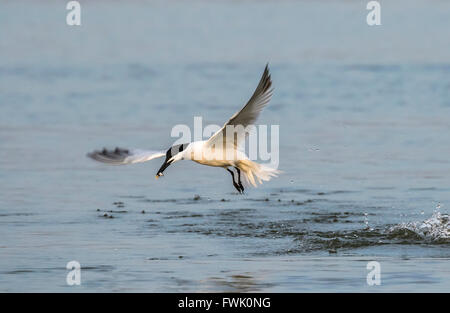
(155, 159, 172, 179)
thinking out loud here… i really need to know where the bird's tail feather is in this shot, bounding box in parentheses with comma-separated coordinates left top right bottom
(237, 160, 281, 187)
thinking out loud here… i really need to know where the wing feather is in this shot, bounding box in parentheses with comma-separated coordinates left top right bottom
(206, 64, 273, 148)
(87, 147, 165, 165)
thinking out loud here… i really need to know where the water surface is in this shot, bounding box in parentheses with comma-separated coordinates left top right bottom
(1, 0, 449, 292)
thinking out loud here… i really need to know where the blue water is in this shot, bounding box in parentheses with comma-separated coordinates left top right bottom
(1, 0, 449, 292)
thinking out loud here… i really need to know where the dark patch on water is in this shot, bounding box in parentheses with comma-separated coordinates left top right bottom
(0, 212, 34, 217)
(3, 269, 35, 274)
(80, 265, 115, 272)
(206, 274, 276, 292)
(139, 202, 450, 256)
(162, 211, 205, 219)
(366, 186, 396, 190)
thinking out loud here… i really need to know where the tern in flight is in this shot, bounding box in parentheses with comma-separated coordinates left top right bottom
(87, 64, 280, 193)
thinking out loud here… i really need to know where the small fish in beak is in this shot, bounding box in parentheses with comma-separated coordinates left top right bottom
(155, 160, 172, 179)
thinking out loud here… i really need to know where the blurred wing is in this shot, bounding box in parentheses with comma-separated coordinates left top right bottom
(206, 64, 273, 148)
(87, 147, 165, 165)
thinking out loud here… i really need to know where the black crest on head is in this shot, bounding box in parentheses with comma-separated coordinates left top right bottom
(167, 143, 189, 158)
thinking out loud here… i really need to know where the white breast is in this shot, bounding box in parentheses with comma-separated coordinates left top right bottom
(187, 140, 245, 167)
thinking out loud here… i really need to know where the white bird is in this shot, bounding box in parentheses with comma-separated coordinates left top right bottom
(87, 64, 280, 193)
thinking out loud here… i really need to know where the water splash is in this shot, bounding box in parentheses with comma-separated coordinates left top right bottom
(389, 211, 450, 242)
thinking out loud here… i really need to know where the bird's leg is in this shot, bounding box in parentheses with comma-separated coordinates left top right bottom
(226, 168, 242, 194)
(234, 167, 245, 193)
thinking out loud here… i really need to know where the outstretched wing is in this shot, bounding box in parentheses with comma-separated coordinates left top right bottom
(87, 147, 165, 165)
(206, 64, 273, 148)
